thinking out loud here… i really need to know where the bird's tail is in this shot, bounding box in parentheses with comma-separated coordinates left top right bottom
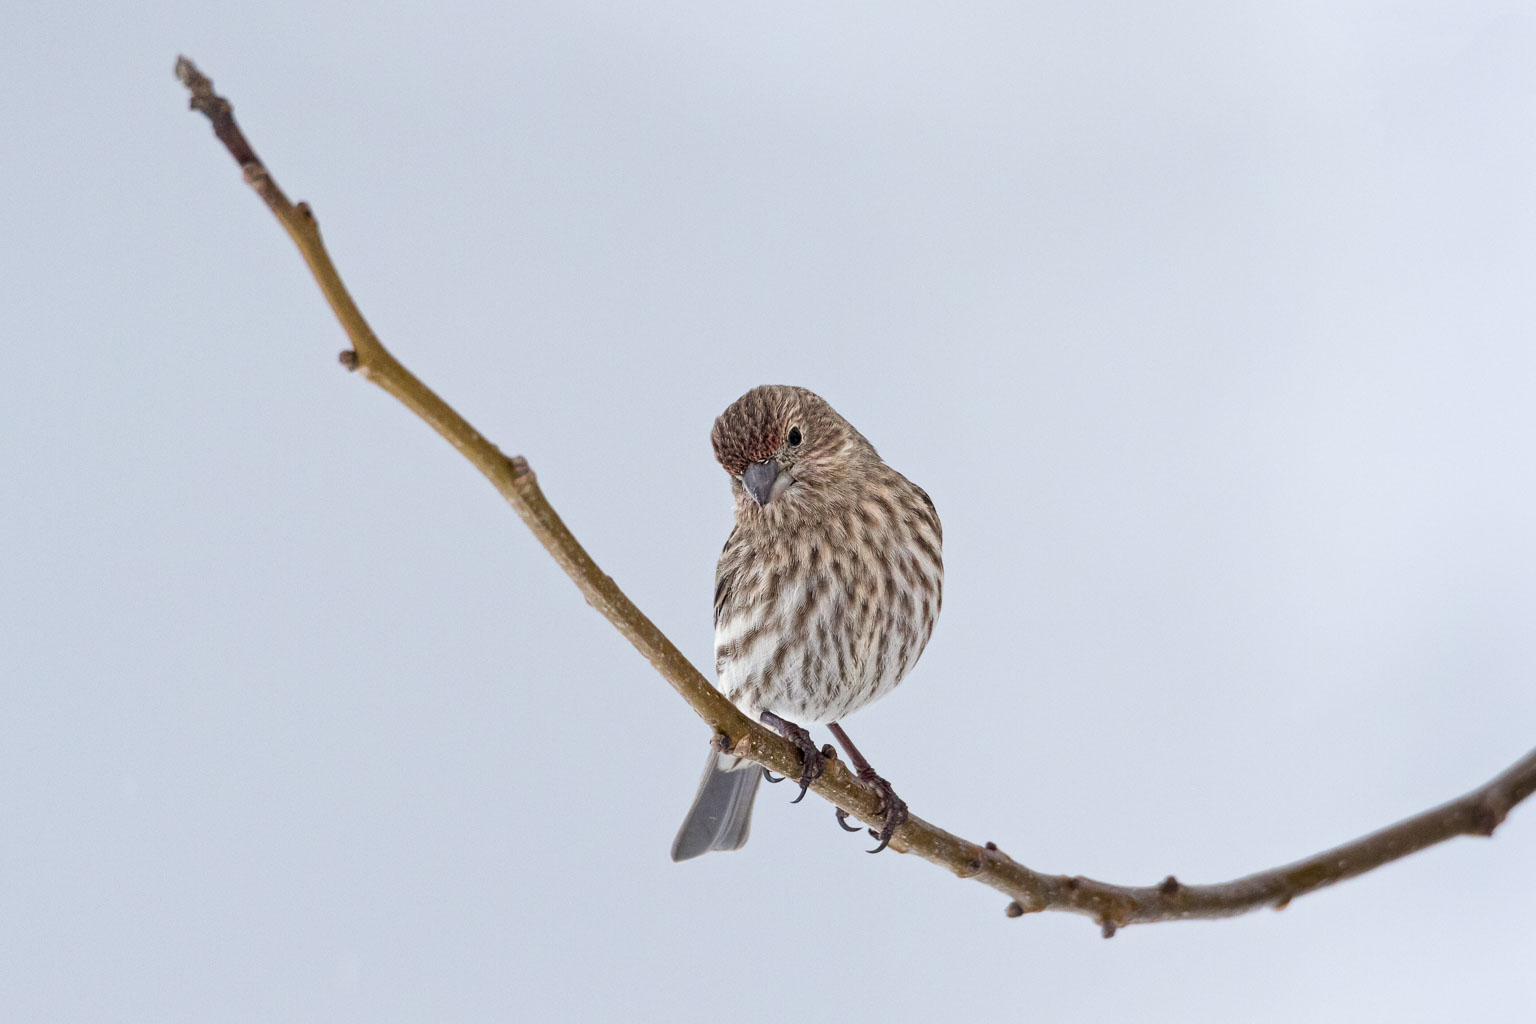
(670, 752, 762, 862)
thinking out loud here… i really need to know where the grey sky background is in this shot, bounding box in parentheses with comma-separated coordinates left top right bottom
(2, 2, 1534, 1021)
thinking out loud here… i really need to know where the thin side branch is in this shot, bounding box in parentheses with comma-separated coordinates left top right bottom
(176, 56, 1536, 933)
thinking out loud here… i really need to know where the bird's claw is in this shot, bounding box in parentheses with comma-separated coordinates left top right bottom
(762, 768, 784, 783)
(860, 773, 908, 854)
(758, 712, 825, 804)
(834, 807, 863, 832)
(789, 742, 825, 803)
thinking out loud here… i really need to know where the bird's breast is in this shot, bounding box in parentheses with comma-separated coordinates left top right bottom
(714, 507, 942, 725)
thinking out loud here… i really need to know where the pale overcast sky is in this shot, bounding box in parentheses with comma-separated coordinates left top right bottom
(2, 2, 1534, 1022)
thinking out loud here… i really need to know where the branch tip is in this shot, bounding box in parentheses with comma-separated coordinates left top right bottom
(1100, 920, 1118, 939)
(176, 55, 264, 171)
(173, 55, 203, 89)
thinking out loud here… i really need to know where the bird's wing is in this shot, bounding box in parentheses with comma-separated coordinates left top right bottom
(713, 525, 744, 630)
(911, 482, 943, 543)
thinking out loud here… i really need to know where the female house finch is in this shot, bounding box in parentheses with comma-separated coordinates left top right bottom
(671, 385, 943, 860)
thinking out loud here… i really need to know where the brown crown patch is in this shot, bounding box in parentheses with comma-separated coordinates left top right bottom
(712, 386, 789, 476)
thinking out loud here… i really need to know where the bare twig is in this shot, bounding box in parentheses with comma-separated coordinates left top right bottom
(176, 56, 1536, 933)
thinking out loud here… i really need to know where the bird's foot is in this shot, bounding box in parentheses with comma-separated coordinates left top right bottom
(758, 711, 824, 803)
(824, 722, 907, 853)
(853, 771, 908, 854)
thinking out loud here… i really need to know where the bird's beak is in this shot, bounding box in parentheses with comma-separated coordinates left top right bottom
(741, 460, 780, 506)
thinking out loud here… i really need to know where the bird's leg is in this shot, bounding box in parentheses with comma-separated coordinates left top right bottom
(758, 711, 825, 803)
(827, 722, 908, 854)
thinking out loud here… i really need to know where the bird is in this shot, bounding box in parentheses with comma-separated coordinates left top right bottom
(671, 385, 943, 861)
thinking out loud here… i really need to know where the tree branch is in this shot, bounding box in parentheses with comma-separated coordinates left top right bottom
(175, 56, 1536, 934)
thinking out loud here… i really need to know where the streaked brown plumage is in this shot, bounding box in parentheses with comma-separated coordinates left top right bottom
(672, 385, 943, 861)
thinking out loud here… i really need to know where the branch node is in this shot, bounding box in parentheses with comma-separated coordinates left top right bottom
(338, 349, 359, 371)
(1159, 875, 1181, 895)
(1004, 902, 1025, 918)
(1273, 896, 1292, 911)
(506, 454, 532, 479)
(709, 728, 732, 754)
(1100, 920, 1118, 939)
(1472, 797, 1509, 837)
(984, 841, 999, 851)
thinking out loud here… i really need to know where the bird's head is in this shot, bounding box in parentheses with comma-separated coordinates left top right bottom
(711, 385, 878, 522)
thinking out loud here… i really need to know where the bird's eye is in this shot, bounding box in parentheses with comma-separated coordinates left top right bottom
(787, 427, 802, 447)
